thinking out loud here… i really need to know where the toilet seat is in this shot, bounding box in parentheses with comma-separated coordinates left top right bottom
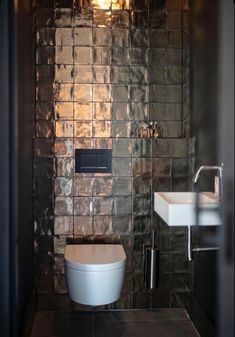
(65, 244, 126, 272)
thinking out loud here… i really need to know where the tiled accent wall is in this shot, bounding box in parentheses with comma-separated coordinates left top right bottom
(34, 0, 189, 310)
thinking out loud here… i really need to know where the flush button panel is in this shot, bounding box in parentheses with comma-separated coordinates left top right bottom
(75, 149, 112, 173)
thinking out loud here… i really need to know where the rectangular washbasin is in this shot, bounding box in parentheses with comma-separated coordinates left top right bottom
(154, 192, 221, 226)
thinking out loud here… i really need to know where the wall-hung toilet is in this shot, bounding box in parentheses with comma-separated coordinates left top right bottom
(64, 244, 126, 306)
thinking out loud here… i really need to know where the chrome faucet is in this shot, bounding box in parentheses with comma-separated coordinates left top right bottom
(193, 164, 224, 201)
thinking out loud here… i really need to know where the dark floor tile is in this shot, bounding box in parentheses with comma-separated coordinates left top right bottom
(94, 308, 188, 322)
(94, 320, 199, 337)
(31, 312, 94, 337)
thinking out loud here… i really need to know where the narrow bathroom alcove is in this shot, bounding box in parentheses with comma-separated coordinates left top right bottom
(0, 0, 234, 337)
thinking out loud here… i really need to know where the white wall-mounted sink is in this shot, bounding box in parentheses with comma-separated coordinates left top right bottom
(154, 192, 221, 226)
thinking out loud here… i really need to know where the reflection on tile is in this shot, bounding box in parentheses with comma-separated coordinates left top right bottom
(94, 137, 112, 149)
(74, 197, 92, 215)
(133, 177, 151, 195)
(74, 47, 93, 64)
(131, 28, 148, 47)
(152, 158, 171, 177)
(55, 65, 73, 83)
(111, 103, 129, 120)
(36, 121, 55, 138)
(152, 139, 171, 157)
(129, 103, 148, 120)
(54, 177, 73, 196)
(37, 84, 54, 101)
(74, 138, 92, 149)
(130, 48, 147, 64)
(74, 27, 92, 46)
(73, 84, 92, 101)
(54, 197, 73, 215)
(114, 196, 132, 215)
(113, 216, 131, 234)
(93, 177, 113, 196)
(93, 102, 111, 120)
(130, 84, 148, 102)
(132, 139, 151, 158)
(74, 177, 93, 196)
(130, 66, 147, 84)
(93, 197, 113, 215)
(75, 121, 92, 137)
(74, 65, 93, 83)
(111, 66, 130, 84)
(112, 47, 129, 65)
(55, 28, 73, 45)
(113, 177, 132, 196)
(132, 158, 151, 177)
(37, 28, 55, 46)
(93, 47, 111, 64)
(93, 66, 111, 84)
(56, 157, 74, 176)
(113, 158, 132, 176)
(113, 138, 132, 157)
(74, 216, 93, 235)
(94, 216, 112, 234)
(111, 10, 130, 28)
(55, 46, 73, 64)
(93, 28, 112, 46)
(130, 10, 148, 27)
(55, 102, 73, 120)
(74, 102, 92, 120)
(54, 215, 73, 235)
(55, 8, 73, 27)
(133, 195, 151, 215)
(93, 85, 111, 102)
(93, 121, 111, 137)
(54, 83, 73, 101)
(74, 8, 93, 27)
(112, 121, 131, 138)
(112, 29, 129, 47)
(93, 10, 111, 27)
(54, 138, 73, 157)
(36, 46, 55, 64)
(111, 85, 129, 102)
(56, 121, 73, 137)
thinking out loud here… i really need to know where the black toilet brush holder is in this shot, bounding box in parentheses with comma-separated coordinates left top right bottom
(144, 230, 160, 289)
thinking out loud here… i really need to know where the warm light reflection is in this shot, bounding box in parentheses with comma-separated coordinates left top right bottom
(93, 0, 111, 9)
(93, 0, 129, 9)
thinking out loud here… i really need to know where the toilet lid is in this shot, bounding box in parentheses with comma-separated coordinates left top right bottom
(64, 244, 126, 271)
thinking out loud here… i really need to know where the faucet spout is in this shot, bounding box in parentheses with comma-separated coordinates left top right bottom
(192, 164, 224, 201)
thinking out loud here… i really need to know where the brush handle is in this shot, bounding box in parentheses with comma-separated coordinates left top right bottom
(151, 229, 155, 249)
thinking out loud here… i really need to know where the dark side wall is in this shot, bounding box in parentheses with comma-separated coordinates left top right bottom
(0, 0, 35, 336)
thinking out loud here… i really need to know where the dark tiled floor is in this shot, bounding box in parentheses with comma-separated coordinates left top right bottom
(30, 309, 200, 337)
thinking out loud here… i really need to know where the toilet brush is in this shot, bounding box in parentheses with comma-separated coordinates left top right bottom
(144, 229, 159, 289)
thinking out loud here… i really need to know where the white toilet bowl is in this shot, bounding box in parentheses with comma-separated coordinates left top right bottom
(64, 244, 126, 306)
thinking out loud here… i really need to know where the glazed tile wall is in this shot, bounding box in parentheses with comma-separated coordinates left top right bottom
(34, 0, 189, 311)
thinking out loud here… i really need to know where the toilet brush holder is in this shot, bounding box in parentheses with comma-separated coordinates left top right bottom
(144, 230, 160, 289)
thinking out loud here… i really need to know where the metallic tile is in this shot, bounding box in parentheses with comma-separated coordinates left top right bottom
(74, 102, 92, 120)
(55, 102, 73, 120)
(93, 102, 111, 120)
(74, 27, 92, 46)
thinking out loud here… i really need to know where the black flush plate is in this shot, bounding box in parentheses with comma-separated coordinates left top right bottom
(75, 149, 112, 173)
